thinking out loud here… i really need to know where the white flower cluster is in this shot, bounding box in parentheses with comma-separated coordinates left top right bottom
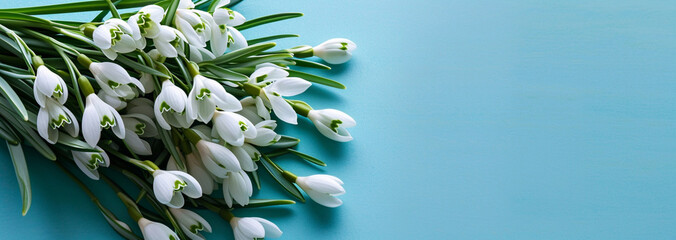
(93, 0, 247, 62)
(25, 0, 358, 239)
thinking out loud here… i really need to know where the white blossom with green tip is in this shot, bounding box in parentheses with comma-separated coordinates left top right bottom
(93, 19, 144, 60)
(71, 146, 110, 180)
(138, 218, 179, 240)
(313, 38, 357, 64)
(186, 75, 241, 123)
(169, 208, 212, 240)
(307, 109, 356, 142)
(33, 65, 68, 108)
(229, 217, 282, 240)
(37, 98, 79, 144)
(82, 94, 125, 147)
(152, 170, 202, 208)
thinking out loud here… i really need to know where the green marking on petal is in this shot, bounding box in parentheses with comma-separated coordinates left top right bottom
(160, 101, 173, 112)
(196, 88, 211, 100)
(50, 114, 71, 129)
(238, 121, 247, 131)
(101, 115, 115, 129)
(272, 92, 280, 97)
(53, 84, 63, 98)
(109, 27, 124, 45)
(173, 179, 187, 191)
(134, 122, 146, 135)
(255, 74, 267, 83)
(190, 223, 204, 233)
(340, 42, 348, 51)
(329, 119, 342, 133)
(108, 80, 121, 89)
(87, 154, 104, 170)
(169, 235, 177, 240)
(227, 9, 235, 19)
(219, 24, 227, 34)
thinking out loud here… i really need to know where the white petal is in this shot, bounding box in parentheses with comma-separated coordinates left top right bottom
(92, 25, 112, 49)
(269, 77, 311, 96)
(251, 217, 282, 238)
(266, 93, 297, 124)
(82, 97, 102, 147)
(171, 170, 203, 198)
(305, 189, 343, 208)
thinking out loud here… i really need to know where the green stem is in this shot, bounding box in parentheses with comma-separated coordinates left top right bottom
(78, 75, 95, 96)
(103, 0, 122, 19)
(242, 82, 261, 96)
(282, 170, 298, 182)
(289, 101, 311, 117)
(183, 129, 202, 145)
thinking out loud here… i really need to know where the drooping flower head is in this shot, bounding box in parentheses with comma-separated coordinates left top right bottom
(93, 19, 144, 60)
(89, 62, 145, 98)
(154, 81, 193, 130)
(37, 98, 79, 144)
(152, 170, 202, 208)
(169, 208, 212, 240)
(230, 217, 282, 240)
(71, 147, 110, 180)
(307, 109, 356, 142)
(296, 174, 345, 208)
(313, 38, 357, 64)
(128, 5, 165, 39)
(82, 94, 125, 147)
(33, 65, 68, 107)
(138, 218, 179, 240)
(186, 75, 241, 123)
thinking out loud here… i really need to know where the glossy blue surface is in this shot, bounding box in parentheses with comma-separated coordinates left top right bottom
(2, 0, 676, 239)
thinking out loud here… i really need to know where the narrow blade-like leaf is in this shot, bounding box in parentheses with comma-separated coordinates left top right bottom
(260, 155, 305, 201)
(287, 69, 345, 89)
(7, 142, 31, 215)
(236, 13, 303, 31)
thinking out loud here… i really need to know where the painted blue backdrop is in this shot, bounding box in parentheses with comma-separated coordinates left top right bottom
(1, 0, 676, 239)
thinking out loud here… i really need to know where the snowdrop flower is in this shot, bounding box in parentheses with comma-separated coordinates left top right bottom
(33, 65, 67, 107)
(98, 90, 127, 110)
(154, 81, 193, 129)
(313, 38, 357, 64)
(89, 62, 145, 98)
(138, 218, 179, 240)
(188, 45, 216, 63)
(186, 75, 241, 123)
(167, 152, 215, 195)
(37, 98, 79, 144)
(245, 120, 280, 146)
(153, 26, 188, 58)
(128, 5, 164, 39)
(227, 145, 256, 172)
(71, 147, 110, 180)
(307, 109, 356, 142)
(230, 217, 282, 240)
(296, 174, 345, 208)
(246, 65, 311, 124)
(175, 1, 215, 47)
(222, 170, 252, 207)
(152, 170, 202, 208)
(259, 77, 311, 124)
(93, 19, 144, 60)
(169, 208, 212, 240)
(82, 94, 125, 147)
(194, 139, 241, 178)
(138, 72, 155, 94)
(211, 6, 247, 56)
(212, 111, 256, 147)
(122, 113, 158, 155)
(126, 98, 155, 119)
(237, 97, 269, 125)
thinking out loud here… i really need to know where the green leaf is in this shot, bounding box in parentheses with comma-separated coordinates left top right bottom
(0, 75, 28, 121)
(0, 118, 19, 144)
(56, 134, 98, 152)
(203, 42, 277, 66)
(163, 0, 181, 26)
(115, 55, 170, 79)
(290, 58, 332, 70)
(236, 13, 303, 31)
(270, 135, 300, 148)
(0, 12, 51, 25)
(7, 142, 31, 215)
(0, 102, 55, 161)
(0, 0, 159, 15)
(95, 201, 142, 240)
(0, 34, 22, 57)
(247, 34, 299, 45)
(241, 199, 296, 208)
(260, 155, 305, 202)
(157, 127, 185, 170)
(226, 53, 294, 68)
(287, 149, 327, 167)
(203, 64, 250, 82)
(286, 69, 345, 89)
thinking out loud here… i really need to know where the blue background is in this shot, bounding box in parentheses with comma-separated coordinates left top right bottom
(1, 0, 676, 239)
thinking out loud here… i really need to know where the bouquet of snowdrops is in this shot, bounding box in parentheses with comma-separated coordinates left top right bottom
(0, 0, 356, 239)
